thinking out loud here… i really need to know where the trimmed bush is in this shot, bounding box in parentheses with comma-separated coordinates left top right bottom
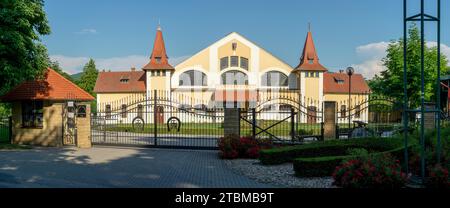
(293, 146, 409, 177)
(260, 137, 404, 165)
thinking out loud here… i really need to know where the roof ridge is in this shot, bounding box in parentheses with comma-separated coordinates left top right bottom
(47, 68, 95, 100)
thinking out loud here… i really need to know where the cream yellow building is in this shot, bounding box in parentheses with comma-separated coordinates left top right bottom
(94, 26, 370, 124)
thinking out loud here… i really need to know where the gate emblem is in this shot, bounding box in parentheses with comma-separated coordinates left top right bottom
(167, 117, 181, 132)
(132, 117, 145, 131)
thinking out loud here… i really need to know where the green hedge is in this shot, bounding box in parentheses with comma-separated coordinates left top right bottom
(259, 137, 404, 165)
(293, 146, 410, 177)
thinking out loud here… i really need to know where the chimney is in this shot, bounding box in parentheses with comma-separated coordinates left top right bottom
(339, 70, 344, 73)
(131, 67, 136, 71)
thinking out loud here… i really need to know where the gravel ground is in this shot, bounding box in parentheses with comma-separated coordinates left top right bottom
(224, 159, 337, 188)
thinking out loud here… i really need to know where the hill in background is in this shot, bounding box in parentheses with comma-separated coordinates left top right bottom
(71, 72, 83, 81)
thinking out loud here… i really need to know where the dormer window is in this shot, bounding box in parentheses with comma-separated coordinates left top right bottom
(155, 57, 162, 64)
(334, 77, 345, 84)
(308, 59, 314, 64)
(120, 76, 130, 83)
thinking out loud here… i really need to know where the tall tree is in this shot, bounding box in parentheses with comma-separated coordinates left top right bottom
(372, 25, 450, 108)
(77, 59, 98, 96)
(0, 0, 51, 95)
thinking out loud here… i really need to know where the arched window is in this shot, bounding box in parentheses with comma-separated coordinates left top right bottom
(179, 70, 207, 86)
(261, 71, 288, 86)
(221, 70, 248, 85)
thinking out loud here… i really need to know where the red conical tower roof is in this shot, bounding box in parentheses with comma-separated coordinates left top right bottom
(294, 30, 327, 72)
(142, 25, 175, 71)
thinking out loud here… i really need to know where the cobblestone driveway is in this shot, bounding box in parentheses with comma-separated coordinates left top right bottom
(0, 147, 273, 188)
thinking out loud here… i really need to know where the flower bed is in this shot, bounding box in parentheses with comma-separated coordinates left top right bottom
(293, 146, 408, 177)
(332, 154, 408, 188)
(218, 134, 274, 159)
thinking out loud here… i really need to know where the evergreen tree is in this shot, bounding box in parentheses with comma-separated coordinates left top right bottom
(77, 59, 98, 96)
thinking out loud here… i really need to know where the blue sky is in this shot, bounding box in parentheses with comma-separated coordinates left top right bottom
(42, 0, 450, 78)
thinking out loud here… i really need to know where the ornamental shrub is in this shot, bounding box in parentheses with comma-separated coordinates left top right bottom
(332, 154, 408, 188)
(218, 135, 273, 159)
(218, 134, 240, 159)
(426, 164, 449, 188)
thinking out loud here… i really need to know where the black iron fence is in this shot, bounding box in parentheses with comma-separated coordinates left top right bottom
(336, 95, 404, 139)
(91, 90, 327, 149)
(91, 91, 223, 150)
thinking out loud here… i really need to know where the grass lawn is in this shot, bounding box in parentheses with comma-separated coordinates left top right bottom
(95, 121, 325, 136)
(93, 119, 402, 137)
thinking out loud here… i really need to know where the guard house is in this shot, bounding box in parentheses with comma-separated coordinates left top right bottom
(0, 68, 95, 148)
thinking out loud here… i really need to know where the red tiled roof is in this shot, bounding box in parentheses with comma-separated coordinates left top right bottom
(94, 71, 146, 93)
(294, 31, 327, 72)
(142, 26, 175, 71)
(214, 90, 258, 102)
(323, 72, 371, 94)
(1, 68, 95, 101)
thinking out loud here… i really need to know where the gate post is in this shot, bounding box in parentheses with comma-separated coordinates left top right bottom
(224, 108, 240, 137)
(324, 101, 337, 140)
(76, 102, 92, 148)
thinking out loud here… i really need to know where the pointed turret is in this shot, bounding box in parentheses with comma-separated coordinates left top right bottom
(294, 30, 327, 72)
(142, 25, 175, 71)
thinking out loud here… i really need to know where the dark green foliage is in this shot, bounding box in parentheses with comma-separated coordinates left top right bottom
(259, 137, 404, 165)
(0, 0, 51, 95)
(293, 146, 408, 177)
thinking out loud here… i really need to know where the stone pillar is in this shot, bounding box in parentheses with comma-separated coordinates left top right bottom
(224, 108, 240, 137)
(424, 102, 436, 130)
(324, 101, 337, 140)
(76, 102, 92, 148)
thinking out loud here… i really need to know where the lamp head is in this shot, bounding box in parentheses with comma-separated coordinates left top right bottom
(346, 67, 355, 76)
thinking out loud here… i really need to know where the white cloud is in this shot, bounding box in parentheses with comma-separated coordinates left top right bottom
(352, 42, 389, 79)
(352, 41, 450, 79)
(426, 42, 450, 60)
(76, 29, 98, 35)
(50, 55, 190, 75)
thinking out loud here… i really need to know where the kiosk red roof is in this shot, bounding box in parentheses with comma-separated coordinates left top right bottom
(1, 68, 95, 101)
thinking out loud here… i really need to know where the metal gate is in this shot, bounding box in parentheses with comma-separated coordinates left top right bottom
(240, 93, 324, 144)
(91, 91, 223, 150)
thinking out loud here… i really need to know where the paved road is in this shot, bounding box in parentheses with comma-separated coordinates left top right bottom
(0, 146, 274, 188)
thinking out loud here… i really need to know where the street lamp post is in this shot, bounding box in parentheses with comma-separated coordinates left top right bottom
(346, 67, 355, 135)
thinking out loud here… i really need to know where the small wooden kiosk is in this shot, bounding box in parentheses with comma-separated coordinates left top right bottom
(0, 68, 95, 148)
